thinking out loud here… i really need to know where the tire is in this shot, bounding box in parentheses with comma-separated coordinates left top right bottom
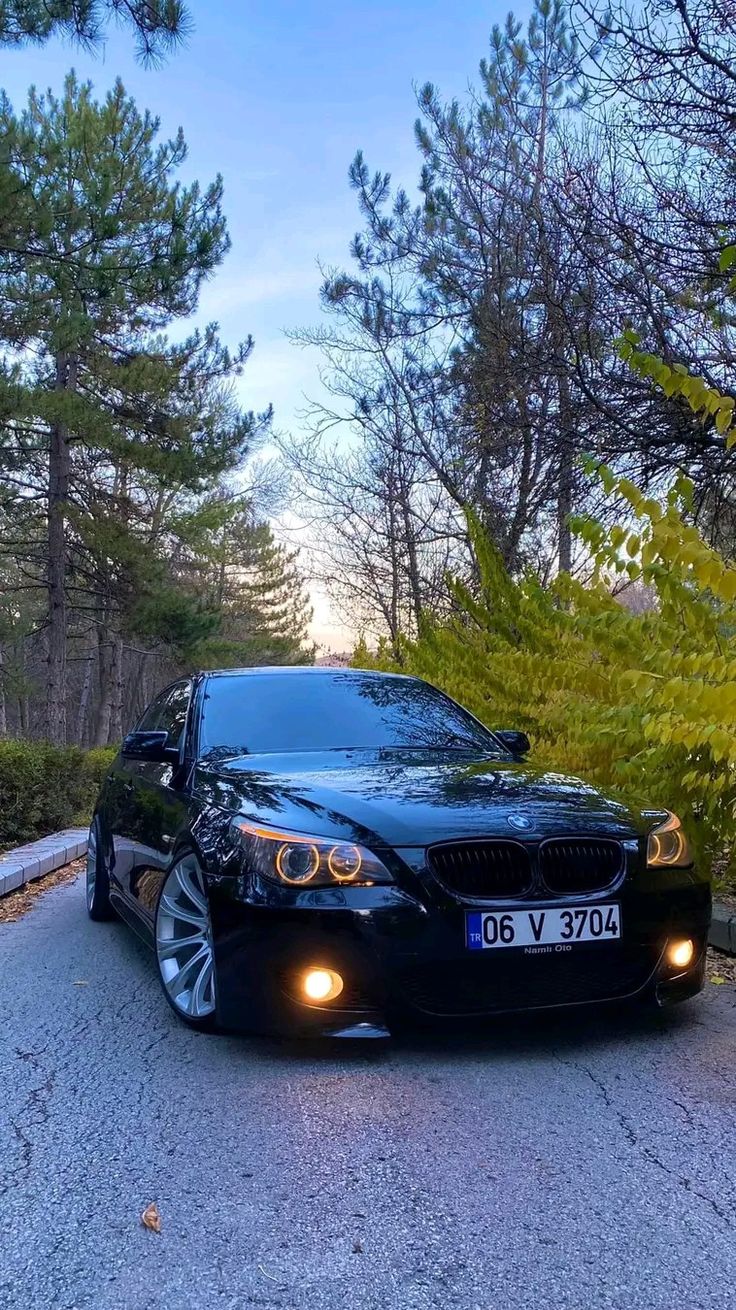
(154, 853, 218, 1031)
(86, 817, 114, 921)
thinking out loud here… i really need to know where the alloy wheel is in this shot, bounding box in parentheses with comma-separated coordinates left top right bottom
(156, 856, 216, 1020)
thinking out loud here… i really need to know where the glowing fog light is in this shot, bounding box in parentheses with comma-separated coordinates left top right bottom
(302, 968, 344, 1003)
(667, 939, 694, 970)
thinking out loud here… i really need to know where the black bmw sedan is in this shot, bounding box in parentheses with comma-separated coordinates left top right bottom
(87, 666, 711, 1036)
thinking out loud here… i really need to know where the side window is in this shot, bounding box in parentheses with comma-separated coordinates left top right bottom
(156, 682, 192, 750)
(135, 691, 170, 734)
(135, 681, 191, 751)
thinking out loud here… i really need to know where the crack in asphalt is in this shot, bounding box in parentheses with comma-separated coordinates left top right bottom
(567, 1058, 640, 1146)
(2, 873, 736, 1310)
(1, 1048, 57, 1197)
(559, 1056, 733, 1228)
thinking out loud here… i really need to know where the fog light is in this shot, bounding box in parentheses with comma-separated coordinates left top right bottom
(303, 968, 344, 1003)
(667, 939, 694, 970)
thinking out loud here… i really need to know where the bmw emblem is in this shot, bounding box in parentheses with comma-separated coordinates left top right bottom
(507, 814, 533, 832)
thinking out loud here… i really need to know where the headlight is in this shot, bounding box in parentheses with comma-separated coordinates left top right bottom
(233, 819, 393, 887)
(647, 812, 693, 868)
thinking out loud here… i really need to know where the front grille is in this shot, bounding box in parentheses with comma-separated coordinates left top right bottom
(400, 946, 657, 1016)
(428, 840, 532, 899)
(539, 838, 623, 894)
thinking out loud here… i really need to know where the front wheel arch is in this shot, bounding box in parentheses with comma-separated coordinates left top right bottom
(154, 851, 218, 1031)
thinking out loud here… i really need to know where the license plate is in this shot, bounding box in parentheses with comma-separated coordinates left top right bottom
(466, 903, 621, 951)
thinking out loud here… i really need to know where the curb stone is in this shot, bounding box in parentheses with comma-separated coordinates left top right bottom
(709, 900, 736, 955)
(0, 828, 88, 898)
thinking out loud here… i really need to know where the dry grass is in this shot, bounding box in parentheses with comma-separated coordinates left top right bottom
(0, 858, 84, 924)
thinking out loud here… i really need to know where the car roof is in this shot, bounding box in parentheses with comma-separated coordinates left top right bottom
(201, 666, 415, 680)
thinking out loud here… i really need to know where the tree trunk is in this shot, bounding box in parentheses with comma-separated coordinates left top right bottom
(548, 293, 574, 574)
(557, 367, 574, 574)
(0, 645, 6, 737)
(75, 651, 94, 746)
(136, 654, 151, 724)
(557, 439, 573, 574)
(386, 490, 401, 657)
(397, 485, 423, 633)
(46, 352, 75, 745)
(506, 391, 535, 570)
(94, 625, 111, 747)
(17, 639, 28, 735)
(95, 626, 123, 746)
(109, 633, 123, 743)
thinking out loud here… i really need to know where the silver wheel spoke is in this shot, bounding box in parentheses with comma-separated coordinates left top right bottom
(156, 931, 206, 957)
(175, 863, 207, 913)
(168, 943, 209, 997)
(191, 957, 213, 1017)
(159, 893, 205, 928)
(156, 859, 216, 1020)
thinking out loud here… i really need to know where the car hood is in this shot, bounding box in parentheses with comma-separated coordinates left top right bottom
(195, 747, 649, 847)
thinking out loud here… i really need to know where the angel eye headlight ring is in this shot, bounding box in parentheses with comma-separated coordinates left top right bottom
(327, 844, 363, 882)
(233, 820, 394, 888)
(646, 812, 693, 869)
(275, 841, 321, 884)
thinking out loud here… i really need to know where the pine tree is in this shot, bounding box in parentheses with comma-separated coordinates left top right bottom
(0, 2, 189, 61)
(178, 497, 314, 667)
(0, 74, 256, 742)
(226, 521, 313, 666)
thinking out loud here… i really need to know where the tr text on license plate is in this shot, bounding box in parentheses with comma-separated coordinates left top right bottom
(466, 903, 621, 951)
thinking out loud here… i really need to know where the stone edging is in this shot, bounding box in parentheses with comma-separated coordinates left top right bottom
(0, 828, 89, 897)
(709, 900, 736, 956)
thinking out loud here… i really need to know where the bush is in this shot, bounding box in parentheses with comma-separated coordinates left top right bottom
(0, 741, 117, 849)
(358, 468, 736, 881)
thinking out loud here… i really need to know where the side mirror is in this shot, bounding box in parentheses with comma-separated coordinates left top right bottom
(122, 730, 180, 764)
(495, 730, 531, 758)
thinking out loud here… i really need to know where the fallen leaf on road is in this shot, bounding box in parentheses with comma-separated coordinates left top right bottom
(352, 1239, 364, 1254)
(141, 1202, 161, 1233)
(706, 947, 736, 984)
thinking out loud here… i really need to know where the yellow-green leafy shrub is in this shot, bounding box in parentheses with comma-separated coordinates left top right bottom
(357, 469, 736, 878)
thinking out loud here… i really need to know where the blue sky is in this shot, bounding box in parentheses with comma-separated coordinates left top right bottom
(0, 1, 524, 645)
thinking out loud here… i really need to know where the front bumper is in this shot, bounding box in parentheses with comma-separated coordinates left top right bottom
(207, 870, 711, 1036)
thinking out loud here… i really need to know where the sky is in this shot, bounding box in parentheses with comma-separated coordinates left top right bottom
(0, 0, 524, 649)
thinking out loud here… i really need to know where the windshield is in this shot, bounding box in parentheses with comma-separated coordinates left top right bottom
(199, 671, 502, 757)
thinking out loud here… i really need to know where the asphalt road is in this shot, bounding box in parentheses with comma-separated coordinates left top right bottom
(2, 875, 736, 1310)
